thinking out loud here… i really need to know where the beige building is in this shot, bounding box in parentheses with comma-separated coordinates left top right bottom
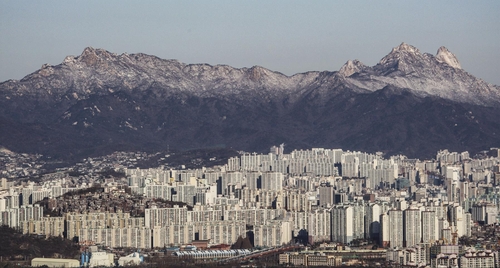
(32, 258, 79, 267)
(284, 190, 310, 212)
(21, 216, 64, 237)
(65, 212, 107, 240)
(279, 253, 342, 267)
(79, 227, 151, 249)
(1, 178, 8, 190)
(460, 250, 496, 268)
(144, 205, 188, 228)
(254, 219, 292, 247)
(152, 220, 246, 247)
(66, 212, 140, 240)
(223, 207, 285, 226)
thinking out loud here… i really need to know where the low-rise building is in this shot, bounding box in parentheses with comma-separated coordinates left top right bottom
(31, 258, 80, 268)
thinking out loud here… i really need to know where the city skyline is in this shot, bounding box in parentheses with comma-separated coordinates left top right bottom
(1, 145, 500, 266)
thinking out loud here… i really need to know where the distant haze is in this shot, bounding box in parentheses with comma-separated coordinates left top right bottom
(1, 1, 499, 85)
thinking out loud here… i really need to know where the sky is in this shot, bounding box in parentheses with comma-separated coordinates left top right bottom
(1, 1, 499, 85)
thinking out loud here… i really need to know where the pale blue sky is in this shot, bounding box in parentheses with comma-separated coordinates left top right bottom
(1, 1, 499, 84)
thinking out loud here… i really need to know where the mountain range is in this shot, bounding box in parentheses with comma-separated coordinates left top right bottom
(1, 42, 499, 160)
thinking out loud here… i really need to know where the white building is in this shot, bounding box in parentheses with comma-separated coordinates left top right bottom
(403, 208, 421, 247)
(383, 209, 403, 248)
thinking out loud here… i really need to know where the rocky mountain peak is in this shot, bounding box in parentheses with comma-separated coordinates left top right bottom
(391, 42, 420, 54)
(338, 59, 366, 77)
(378, 42, 423, 69)
(435, 46, 461, 69)
(77, 47, 115, 66)
(247, 66, 270, 81)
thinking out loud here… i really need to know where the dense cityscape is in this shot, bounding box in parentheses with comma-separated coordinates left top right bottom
(2, 145, 500, 267)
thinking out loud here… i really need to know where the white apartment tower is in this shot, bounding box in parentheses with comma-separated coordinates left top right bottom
(331, 205, 353, 244)
(421, 210, 436, 244)
(364, 203, 381, 240)
(385, 209, 404, 248)
(331, 203, 364, 244)
(403, 208, 421, 247)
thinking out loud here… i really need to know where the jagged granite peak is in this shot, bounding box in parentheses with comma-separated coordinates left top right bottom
(392, 42, 420, 53)
(345, 42, 500, 106)
(435, 46, 461, 69)
(338, 59, 366, 77)
(380, 42, 421, 62)
(377, 42, 427, 73)
(247, 65, 269, 81)
(62, 47, 114, 65)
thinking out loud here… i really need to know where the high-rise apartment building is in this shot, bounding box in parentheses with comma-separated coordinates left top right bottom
(318, 184, 334, 207)
(403, 208, 421, 247)
(383, 209, 403, 248)
(421, 210, 436, 244)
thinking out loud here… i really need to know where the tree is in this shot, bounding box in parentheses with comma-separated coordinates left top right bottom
(231, 236, 243, 249)
(241, 236, 252, 249)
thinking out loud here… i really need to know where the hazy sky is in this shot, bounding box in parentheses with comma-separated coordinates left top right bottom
(1, 1, 499, 85)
